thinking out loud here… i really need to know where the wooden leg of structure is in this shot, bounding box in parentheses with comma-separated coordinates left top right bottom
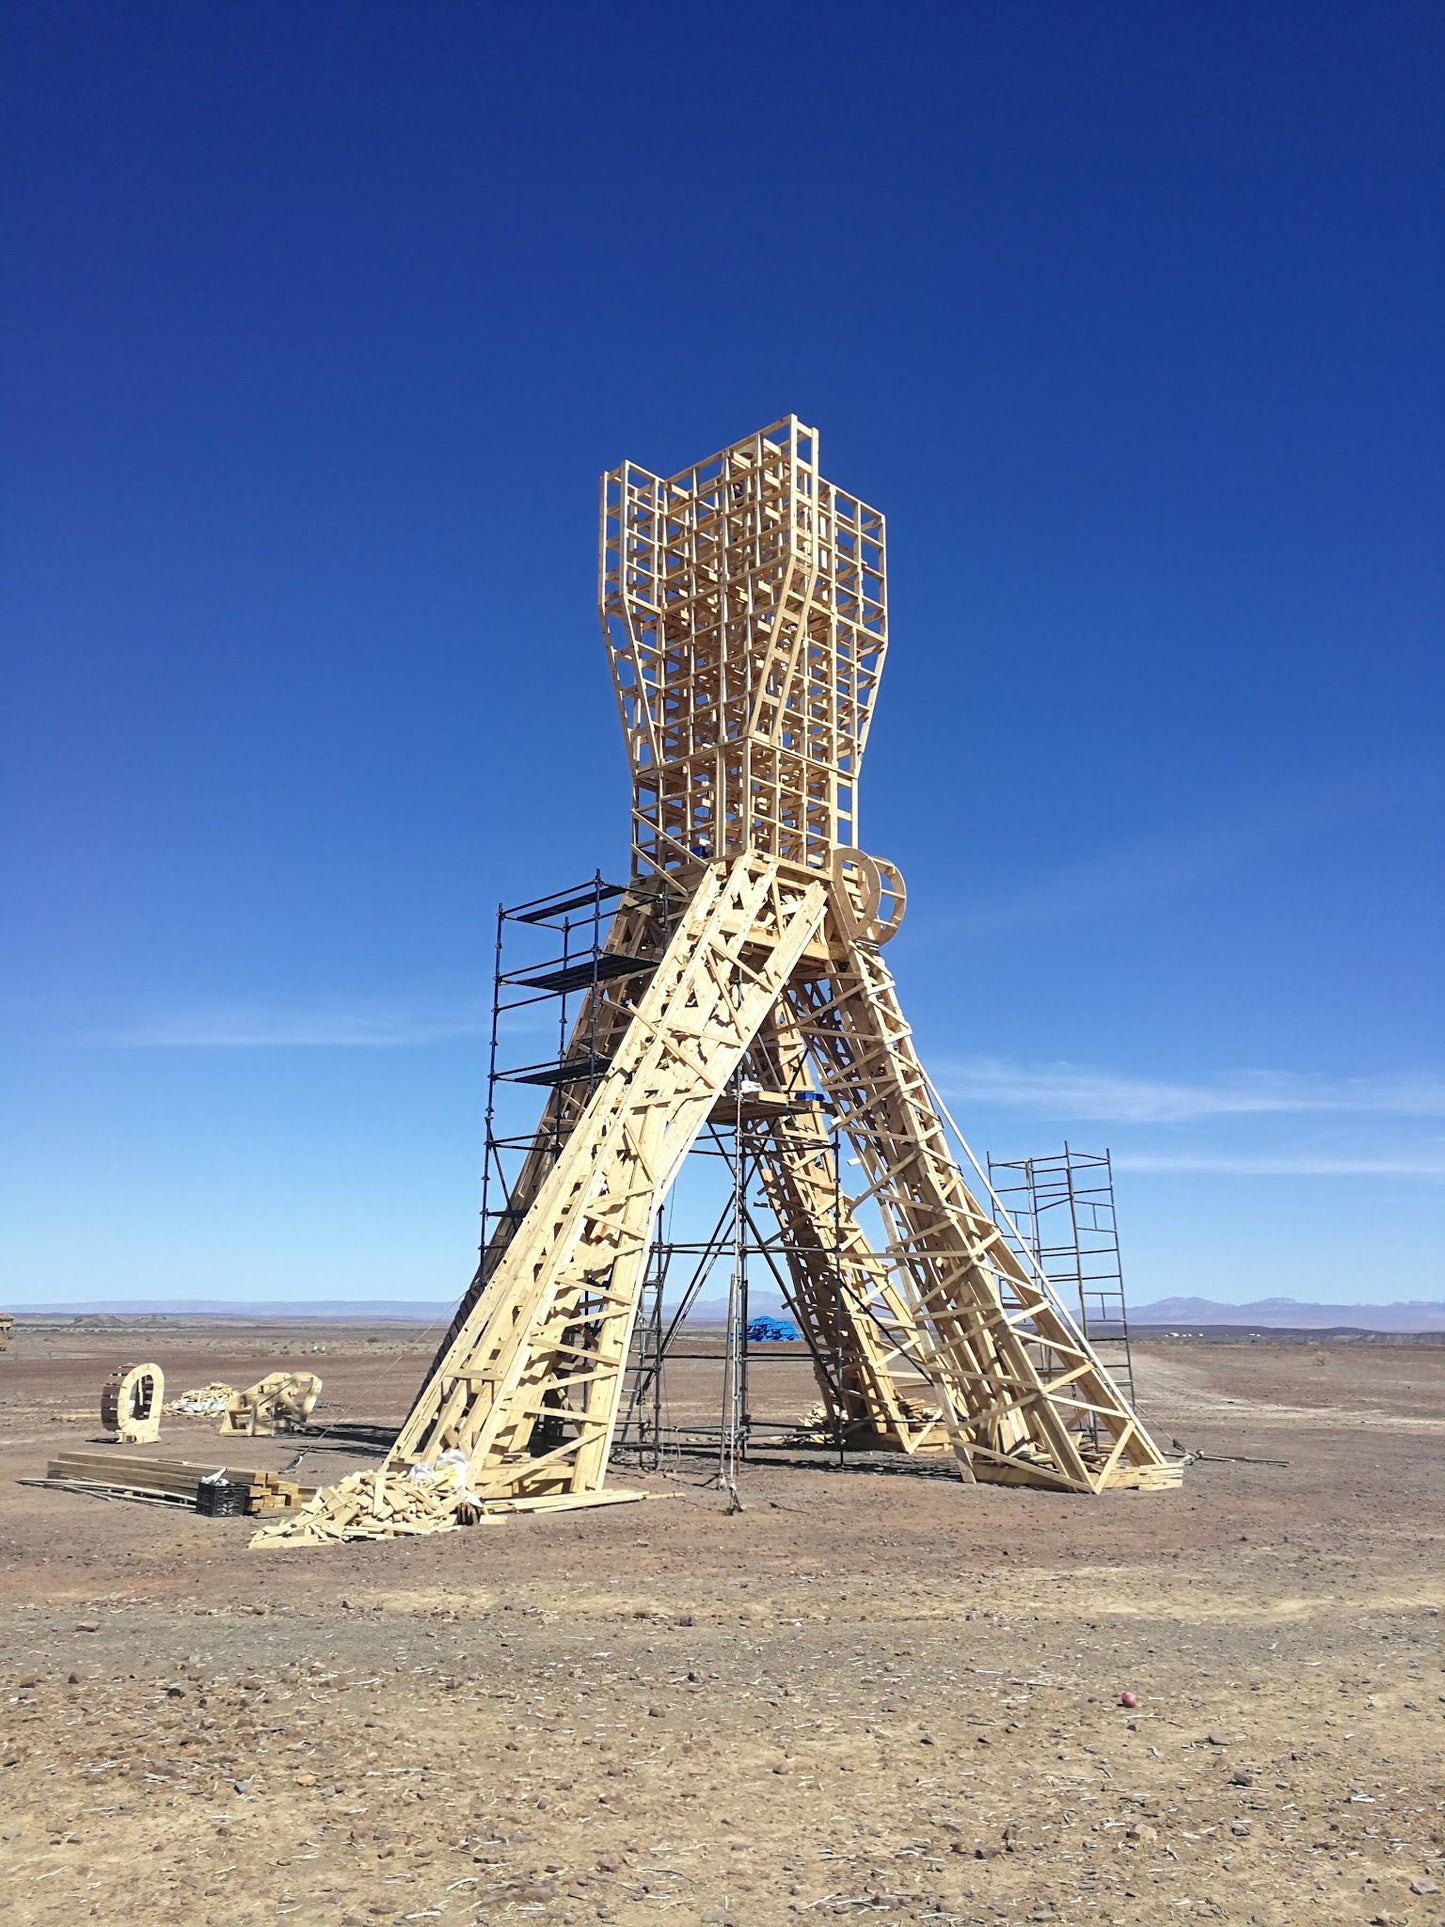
(782, 923, 1173, 1492)
(747, 1010, 970, 1461)
(259, 856, 829, 1544)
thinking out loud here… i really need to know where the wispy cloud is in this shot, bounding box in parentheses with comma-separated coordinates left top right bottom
(1114, 1149, 1445, 1178)
(92, 998, 494, 1049)
(938, 1058, 1445, 1124)
(927, 766, 1438, 940)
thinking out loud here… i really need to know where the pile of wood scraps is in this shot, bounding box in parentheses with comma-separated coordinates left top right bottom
(165, 1381, 237, 1417)
(249, 1464, 469, 1548)
(251, 1460, 652, 1548)
(35, 1450, 315, 1518)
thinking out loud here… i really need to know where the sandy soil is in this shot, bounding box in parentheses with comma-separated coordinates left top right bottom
(1, 1319, 1441, 1927)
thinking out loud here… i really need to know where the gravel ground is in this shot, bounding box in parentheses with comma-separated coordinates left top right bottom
(1, 1320, 1441, 1927)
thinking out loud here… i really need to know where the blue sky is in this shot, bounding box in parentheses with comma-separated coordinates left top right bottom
(3, 1, 1441, 1309)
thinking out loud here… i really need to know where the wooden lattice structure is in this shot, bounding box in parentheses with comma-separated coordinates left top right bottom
(262, 418, 1178, 1547)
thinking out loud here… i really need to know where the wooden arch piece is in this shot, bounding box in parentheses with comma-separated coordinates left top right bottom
(101, 1362, 164, 1445)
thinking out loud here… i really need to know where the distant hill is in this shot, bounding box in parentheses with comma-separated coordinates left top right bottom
(9, 1298, 454, 1320)
(1129, 1296, 1445, 1332)
(8, 1292, 1442, 1335)
(683, 1293, 1445, 1333)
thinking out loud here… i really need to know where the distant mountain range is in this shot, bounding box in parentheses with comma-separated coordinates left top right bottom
(8, 1294, 1444, 1333)
(1128, 1297, 1445, 1332)
(9, 1298, 455, 1320)
(684, 1295, 1445, 1332)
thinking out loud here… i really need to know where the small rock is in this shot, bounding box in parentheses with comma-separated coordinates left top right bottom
(1120, 1691, 1138, 1708)
(1409, 1879, 1439, 1896)
(75, 1623, 98, 1635)
(1231, 1819, 1250, 1837)
(1230, 1770, 1255, 1786)
(294, 1771, 318, 1788)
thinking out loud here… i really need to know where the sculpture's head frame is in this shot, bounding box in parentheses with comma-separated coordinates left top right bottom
(601, 415, 889, 890)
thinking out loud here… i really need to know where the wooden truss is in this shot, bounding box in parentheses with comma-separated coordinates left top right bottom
(384, 854, 829, 1505)
(266, 419, 1176, 1546)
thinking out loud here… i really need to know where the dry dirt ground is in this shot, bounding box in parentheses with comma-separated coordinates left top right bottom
(1, 1320, 1441, 1927)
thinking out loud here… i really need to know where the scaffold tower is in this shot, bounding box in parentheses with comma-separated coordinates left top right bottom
(987, 1145, 1140, 1412)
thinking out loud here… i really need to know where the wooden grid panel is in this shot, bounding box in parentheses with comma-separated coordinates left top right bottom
(600, 416, 887, 880)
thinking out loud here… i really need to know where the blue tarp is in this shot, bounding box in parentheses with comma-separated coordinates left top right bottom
(746, 1316, 800, 1343)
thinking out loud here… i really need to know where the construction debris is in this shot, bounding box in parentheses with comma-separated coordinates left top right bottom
(43, 1450, 314, 1515)
(165, 1381, 237, 1417)
(100, 1362, 164, 1444)
(253, 1455, 650, 1546)
(250, 1459, 472, 1547)
(221, 1371, 321, 1437)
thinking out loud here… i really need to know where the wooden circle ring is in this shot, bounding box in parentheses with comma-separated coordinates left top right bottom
(101, 1361, 164, 1443)
(830, 847, 906, 945)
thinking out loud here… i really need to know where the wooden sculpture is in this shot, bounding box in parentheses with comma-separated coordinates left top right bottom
(221, 1371, 322, 1437)
(262, 418, 1177, 1547)
(101, 1361, 164, 1445)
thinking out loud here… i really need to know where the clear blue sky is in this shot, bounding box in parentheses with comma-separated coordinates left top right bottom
(4, 1, 1441, 1310)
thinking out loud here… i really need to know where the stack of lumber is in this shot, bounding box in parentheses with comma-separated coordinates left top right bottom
(45, 1450, 314, 1516)
(248, 1468, 317, 1513)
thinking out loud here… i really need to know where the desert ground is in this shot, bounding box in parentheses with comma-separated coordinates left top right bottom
(1, 1318, 1441, 1927)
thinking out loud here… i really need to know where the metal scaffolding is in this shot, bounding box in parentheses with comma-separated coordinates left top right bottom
(986, 1145, 1139, 1411)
